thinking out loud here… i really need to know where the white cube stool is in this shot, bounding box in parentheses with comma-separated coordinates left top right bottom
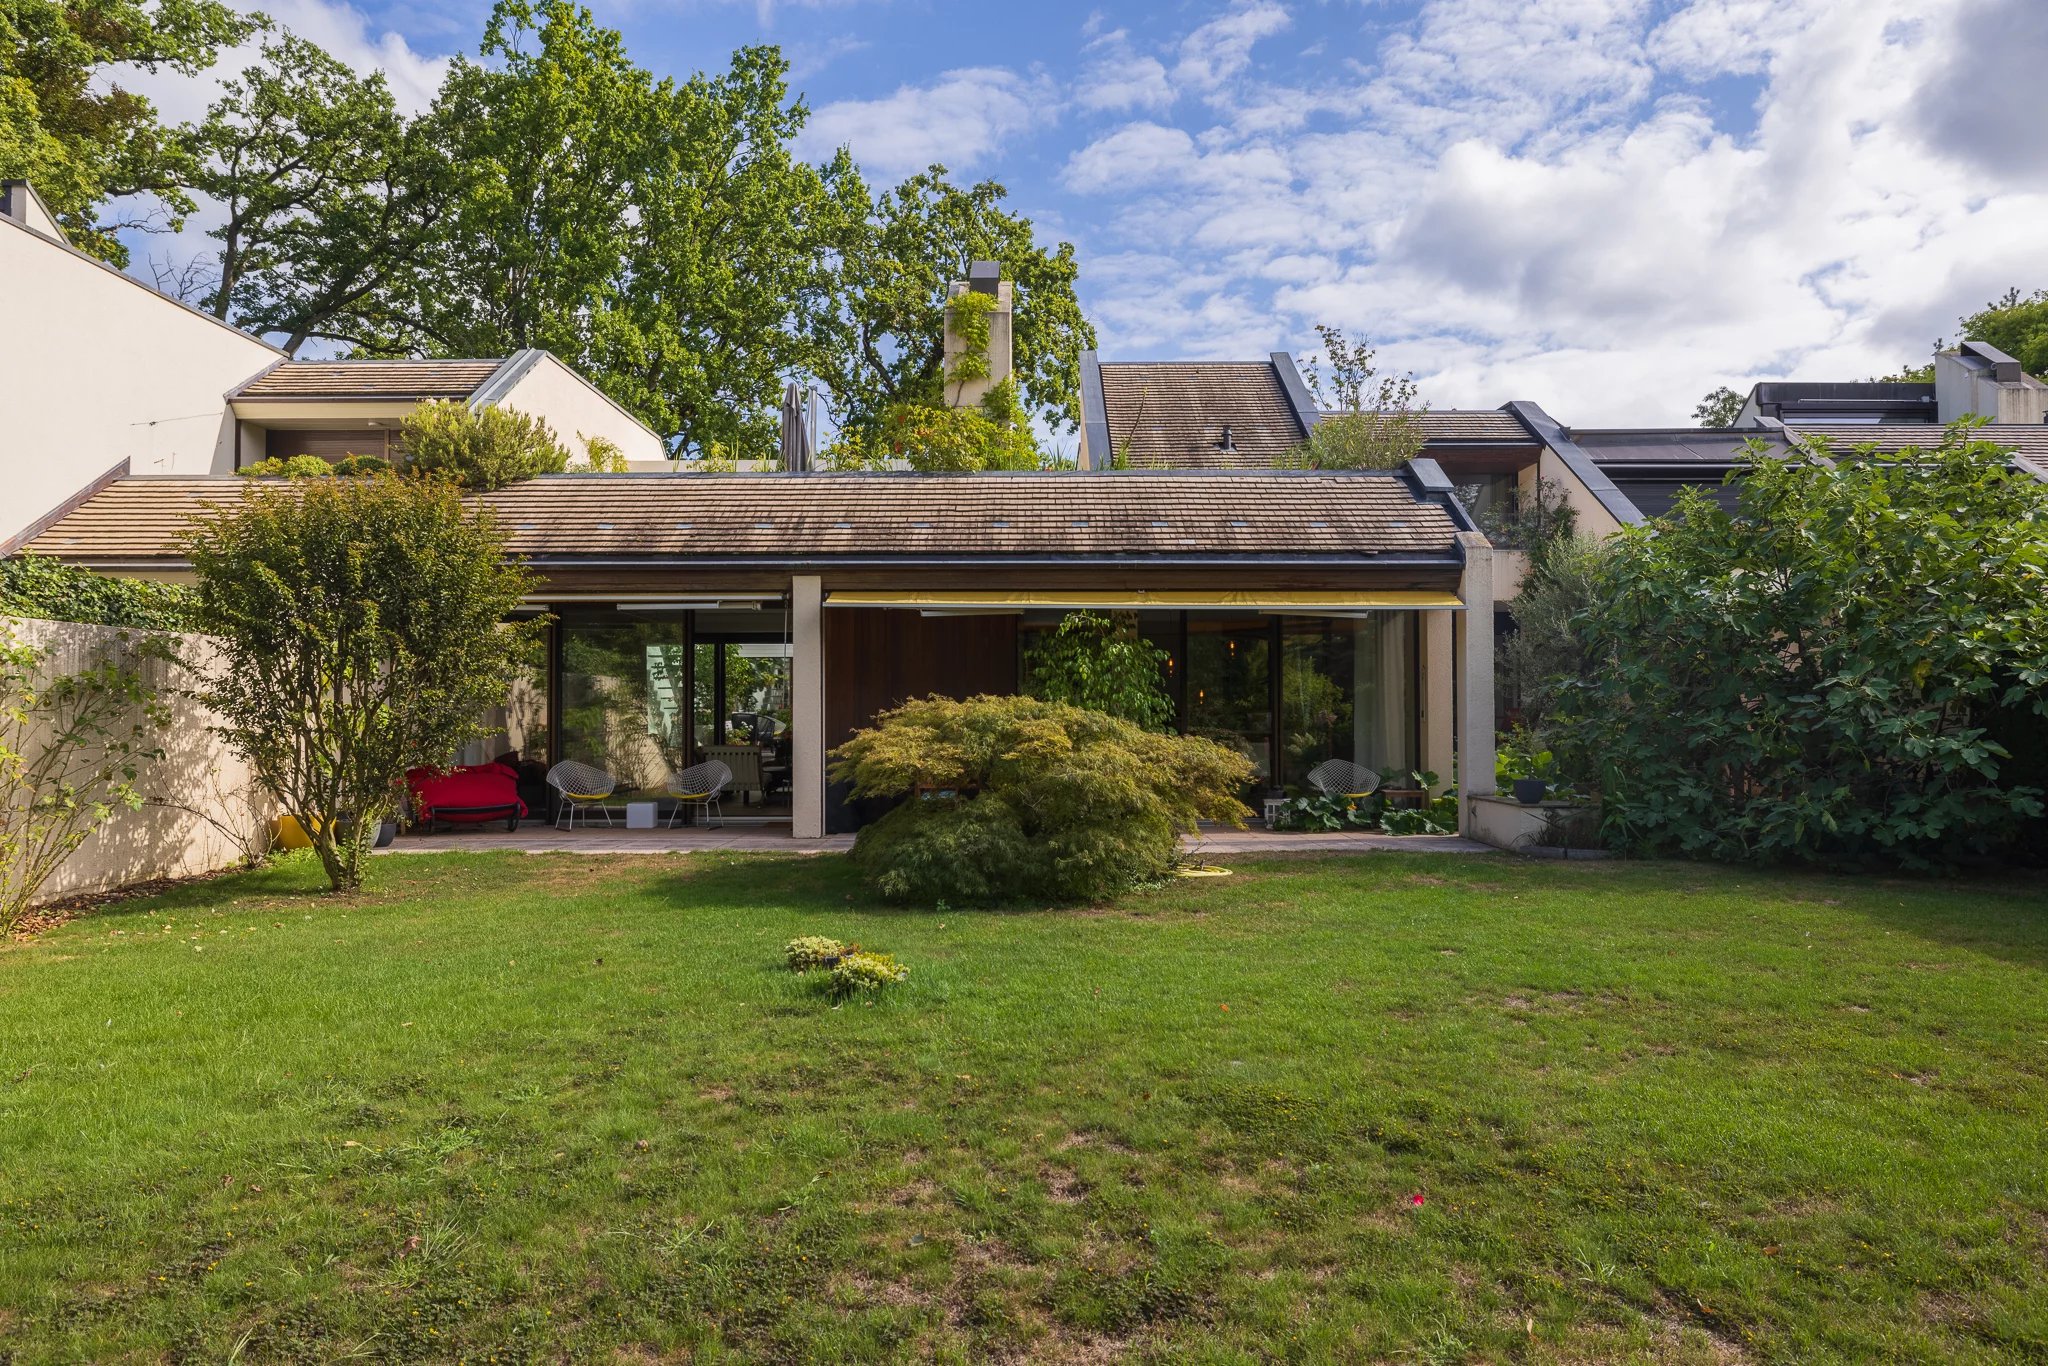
(624, 800, 657, 830)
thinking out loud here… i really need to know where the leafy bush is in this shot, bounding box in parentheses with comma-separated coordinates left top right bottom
(184, 476, 540, 891)
(1554, 422, 2048, 868)
(334, 453, 393, 476)
(823, 381, 1040, 472)
(1497, 537, 1613, 743)
(1270, 793, 1378, 832)
(577, 435, 630, 472)
(1380, 794, 1459, 836)
(1023, 611, 1174, 730)
(784, 935, 852, 970)
(829, 951, 909, 997)
(0, 556, 197, 631)
(238, 454, 336, 479)
(832, 694, 1254, 904)
(400, 400, 570, 490)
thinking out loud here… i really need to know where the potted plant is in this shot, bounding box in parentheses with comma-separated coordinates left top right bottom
(1495, 730, 1556, 805)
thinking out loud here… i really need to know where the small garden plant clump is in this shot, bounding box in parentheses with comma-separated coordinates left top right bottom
(783, 936, 907, 999)
(828, 951, 909, 998)
(784, 935, 854, 970)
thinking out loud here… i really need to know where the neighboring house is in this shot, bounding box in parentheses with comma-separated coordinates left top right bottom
(0, 178, 665, 550)
(227, 353, 666, 470)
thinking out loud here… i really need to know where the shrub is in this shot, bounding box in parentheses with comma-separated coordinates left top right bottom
(334, 454, 393, 476)
(1023, 611, 1174, 730)
(183, 476, 541, 891)
(824, 381, 1041, 472)
(832, 694, 1254, 904)
(1, 625, 172, 930)
(829, 951, 908, 997)
(1380, 794, 1459, 836)
(1553, 422, 2048, 869)
(238, 454, 336, 479)
(400, 400, 570, 490)
(0, 556, 197, 631)
(1278, 325, 1425, 471)
(785, 935, 852, 970)
(577, 435, 630, 472)
(1270, 793, 1377, 832)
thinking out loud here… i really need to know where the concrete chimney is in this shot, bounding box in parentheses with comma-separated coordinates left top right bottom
(1935, 339, 2048, 424)
(943, 262, 1013, 409)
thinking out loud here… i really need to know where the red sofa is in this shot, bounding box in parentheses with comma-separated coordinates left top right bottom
(406, 763, 527, 832)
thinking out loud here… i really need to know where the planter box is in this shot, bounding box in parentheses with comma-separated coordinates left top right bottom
(1468, 794, 1605, 856)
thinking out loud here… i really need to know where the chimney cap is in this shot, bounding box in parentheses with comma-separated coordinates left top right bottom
(1960, 338, 2025, 384)
(966, 260, 1002, 295)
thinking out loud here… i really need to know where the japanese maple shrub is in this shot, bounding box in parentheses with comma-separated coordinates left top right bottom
(830, 694, 1254, 904)
(1555, 422, 2048, 868)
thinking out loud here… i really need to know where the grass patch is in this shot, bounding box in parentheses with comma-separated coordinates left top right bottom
(1, 851, 2045, 1361)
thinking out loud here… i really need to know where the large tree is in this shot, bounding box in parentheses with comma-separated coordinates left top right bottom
(184, 476, 540, 891)
(187, 33, 418, 330)
(0, 0, 257, 263)
(371, 2, 831, 458)
(808, 167, 1095, 443)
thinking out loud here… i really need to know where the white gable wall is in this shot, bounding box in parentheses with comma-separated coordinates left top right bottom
(0, 216, 280, 545)
(490, 351, 667, 464)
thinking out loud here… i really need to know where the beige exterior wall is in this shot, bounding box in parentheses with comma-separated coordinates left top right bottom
(1536, 446, 1624, 540)
(494, 354, 667, 464)
(6, 617, 273, 904)
(0, 218, 280, 545)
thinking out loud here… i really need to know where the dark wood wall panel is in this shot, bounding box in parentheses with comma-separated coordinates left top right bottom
(823, 607, 1018, 832)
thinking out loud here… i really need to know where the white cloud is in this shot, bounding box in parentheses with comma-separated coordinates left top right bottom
(1172, 2, 1292, 94)
(120, 0, 451, 124)
(798, 68, 1055, 181)
(1067, 0, 2048, 423)
(1075, 54, 1175, 114)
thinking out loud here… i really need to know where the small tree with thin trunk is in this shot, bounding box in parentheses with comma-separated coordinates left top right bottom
(184, 476, 539, 891)
(1281, 325, 1426, 470)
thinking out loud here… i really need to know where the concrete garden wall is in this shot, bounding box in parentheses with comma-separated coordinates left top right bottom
(5, 617, 272, 902)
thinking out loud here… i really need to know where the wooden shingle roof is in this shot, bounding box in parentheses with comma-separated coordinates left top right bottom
(1413, 410, 1538, 445)
(1789, 423, 2048, 482)
(1098, 362, 1306, 469)
(23, 472, 1464, 566)
(232, 359, 506, 401)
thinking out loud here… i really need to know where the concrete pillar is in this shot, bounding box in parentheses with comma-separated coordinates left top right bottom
(790, 575, 825, 839)
(1419, 609, 1455, 791)
(1455, 532, 1497, 837)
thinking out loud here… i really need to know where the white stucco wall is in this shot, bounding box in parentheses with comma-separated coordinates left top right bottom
(492, 353, 667, 464)
(0, 217, 280, 545)
(6, 617, 274, 904)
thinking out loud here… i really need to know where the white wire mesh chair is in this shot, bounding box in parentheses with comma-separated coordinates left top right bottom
(666, 760, 732, 829)
(547, 760, 618, 830)
(1306, 759, 1380, 800)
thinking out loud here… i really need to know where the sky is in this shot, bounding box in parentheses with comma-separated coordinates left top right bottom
(118, 0, 2048, 426)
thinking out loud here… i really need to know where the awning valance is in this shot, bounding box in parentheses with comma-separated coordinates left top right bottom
(823, 589, 1463, 612)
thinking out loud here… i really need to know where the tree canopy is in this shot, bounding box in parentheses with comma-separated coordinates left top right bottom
(0, 0, 258, 263)
(116, 0, 1095, 463)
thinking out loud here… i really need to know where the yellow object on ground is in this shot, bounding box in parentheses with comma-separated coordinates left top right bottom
(275, 814, 318, 849)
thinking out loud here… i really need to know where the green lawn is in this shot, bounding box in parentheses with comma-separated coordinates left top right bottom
(2, 852, 2046, 1363)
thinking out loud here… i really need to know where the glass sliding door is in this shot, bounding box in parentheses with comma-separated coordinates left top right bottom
(1185, 616, 1272, 792)
(558, 614, 691, 800)
(1278, 614, 1415, 789)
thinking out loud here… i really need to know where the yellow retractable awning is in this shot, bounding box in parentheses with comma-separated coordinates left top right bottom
(823, 589, 1464, 611)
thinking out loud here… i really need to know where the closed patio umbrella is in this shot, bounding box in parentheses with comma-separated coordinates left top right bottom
(779, 382, 813, 472)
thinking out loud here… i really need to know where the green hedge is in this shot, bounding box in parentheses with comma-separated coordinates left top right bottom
(0, 555, 197, 631)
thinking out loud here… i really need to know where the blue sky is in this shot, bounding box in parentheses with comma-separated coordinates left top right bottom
(125, 0, 2048, 424)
